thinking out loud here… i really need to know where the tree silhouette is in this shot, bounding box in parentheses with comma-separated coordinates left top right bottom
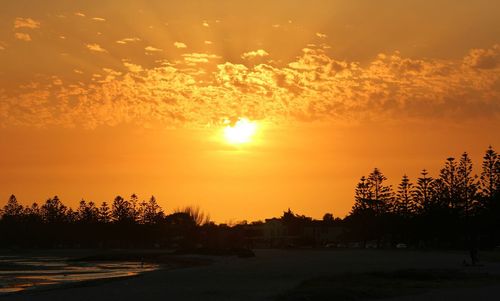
(440, 157, 460, 209)
(457, 152, 478, 217)
(98, 201, 111, 223)
(41, 196, 67, 223)
(352, 176, 371, 213)
(175, 206, 210, 226)
(413, 169, 434, 213)
(2, 195, 24, 219)
(77, 200, 99, 223)
(112, 196, 133, 223)
(141, 196, 164, 225)
(480, 146, 499, 200)
(478, 146, 500, 247)
(367, 168, 393, 215)
(322, 213, 334, 223)
(394, 174, 415, 217)
(129, 194, 140, 222)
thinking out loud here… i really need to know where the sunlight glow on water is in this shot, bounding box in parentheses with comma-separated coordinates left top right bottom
(0, 256, 158, 294)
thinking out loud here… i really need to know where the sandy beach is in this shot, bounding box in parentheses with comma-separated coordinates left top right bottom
(2, 249, 500, 300)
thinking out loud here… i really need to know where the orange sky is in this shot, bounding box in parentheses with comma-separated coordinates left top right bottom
(1, 0, 499, 222)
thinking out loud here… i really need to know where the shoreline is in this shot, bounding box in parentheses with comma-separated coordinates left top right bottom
(3, 249, 500, 300)
(0, 249, 215, 298)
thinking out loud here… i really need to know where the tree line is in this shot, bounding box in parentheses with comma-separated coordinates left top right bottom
(0, 193, 211, 248)
(0, 146, 498, 250)
(345, 146, 499, 248)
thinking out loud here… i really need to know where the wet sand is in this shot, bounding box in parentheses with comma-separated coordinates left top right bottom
(2, 249, 500, 300)
(0, 251, 161, 295)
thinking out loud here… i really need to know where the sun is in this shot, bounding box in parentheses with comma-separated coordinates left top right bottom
(223, 118, 257, 144)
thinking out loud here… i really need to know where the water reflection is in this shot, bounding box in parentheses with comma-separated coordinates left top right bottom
(0, 256, 158, 294)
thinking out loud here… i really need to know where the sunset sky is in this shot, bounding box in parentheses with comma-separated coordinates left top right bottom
(1, 0, 499, 222)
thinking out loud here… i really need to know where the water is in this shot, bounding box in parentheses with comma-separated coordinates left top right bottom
(0, 255, 158, 294)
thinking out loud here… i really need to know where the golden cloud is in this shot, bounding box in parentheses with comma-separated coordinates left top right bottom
(14, 17, 40, 29)
(463, 44, 499, 69)
(1, 44, 499, 129)
(14, 33, 31, 42)
(116, 37, 141, 44)
(241, 49, 269, 59)
(182, 53, 220, 64)
(174, 42, 187, 49)
(145, 46, 163, 52)
(123, 61, 144, 73)
(86, 43, 107, 53)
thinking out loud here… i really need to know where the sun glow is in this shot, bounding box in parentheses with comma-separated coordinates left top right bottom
(223, 118, 257, 144)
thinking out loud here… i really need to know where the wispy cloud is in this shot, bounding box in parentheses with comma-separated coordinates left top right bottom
(74, 12, 86, 17)
(182, 53, 220, 64)
(241, 49, 269, 59)
(92, 17, 106, 22)
(174, 41, 187, 49)
(86, 43, 107, 53)
(122, 60, 144, 73)
(116, 37, 141, 44)
(145, 46, 163, 52)
(14, 17, 40, 29)
(14, 33, 31, 42)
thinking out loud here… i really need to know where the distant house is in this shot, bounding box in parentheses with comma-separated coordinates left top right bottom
(243, 218, 343, 248)
(303, 221, 343, 246)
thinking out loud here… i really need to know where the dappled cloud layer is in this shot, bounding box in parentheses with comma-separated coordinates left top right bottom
(1, 4, 499, 129)
(1, 43, 499, 129)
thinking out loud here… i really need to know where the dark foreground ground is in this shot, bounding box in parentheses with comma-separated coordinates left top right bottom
(2, 249, 500, 301)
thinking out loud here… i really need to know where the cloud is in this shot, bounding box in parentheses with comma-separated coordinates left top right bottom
(92, 17, 106, 22)
(14, 33, 31, 42)
(145, 46, 163, 52)
(1, 44, 499, 129)
(204, 40, 213, 45)
(122, 60, 144, 73)
(14, 17, 40, 29)
(116, 37, 141, 44)
(202, 21, 209, 27)
(174, 42, 187, 49)
(182, 53, 220, 64)
(74, 12, 86, 17)
(242, 49, 269, 59)
(86, 43, 107, 53)
(463, 44, 499, 69)
(316, 32, 327, 38)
